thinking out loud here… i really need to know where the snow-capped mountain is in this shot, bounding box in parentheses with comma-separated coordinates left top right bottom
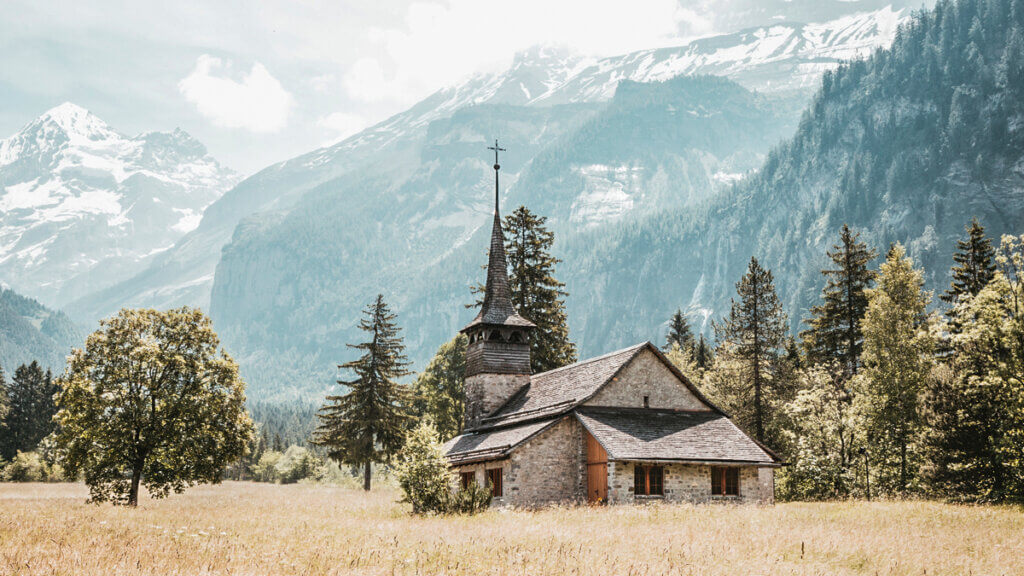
(0, 103, 239, 307)
(311, 6, 904, 161)
(68, 7, 908, 399)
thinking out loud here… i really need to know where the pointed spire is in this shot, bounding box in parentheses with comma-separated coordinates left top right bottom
(462, 140, 534, 331)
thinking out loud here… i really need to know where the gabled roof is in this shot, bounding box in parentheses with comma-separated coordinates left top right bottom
(575, 407, 781, 465)
(475, 341, 721, 430)
(443, 416, 560, 465)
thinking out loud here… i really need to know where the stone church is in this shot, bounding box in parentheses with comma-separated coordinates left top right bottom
(443, 147, 781, 506)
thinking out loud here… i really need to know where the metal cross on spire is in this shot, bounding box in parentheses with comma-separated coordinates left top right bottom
(487, 139, 505, 213)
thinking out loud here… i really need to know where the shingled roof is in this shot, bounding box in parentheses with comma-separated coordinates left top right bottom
(575, 407, 781, 465)
(443, 417, 560, 465)
(461, 210, 534, 331)
(475, 342, 721, 430)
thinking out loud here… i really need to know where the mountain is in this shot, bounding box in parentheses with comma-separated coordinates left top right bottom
(0, 286, 82, 374)
(69, 7, 907, 329)
(62, 8, 909, 400)
(0, 103, 239, 308)
(556, 0, 1024, 356)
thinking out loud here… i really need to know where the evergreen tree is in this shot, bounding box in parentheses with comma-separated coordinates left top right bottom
(941, 217, 997, 309)
(856, 244, 934, 495)
(713, 257, 788, 443)
(312, 294, 413, 490)
(503, 206, 577, 373)
(0, 361, 58, 460)
(412, 334, 467, 442)
(694, 334, 714, 370)
(664, 309, 695, 353)
(927, 234, 1024, 502)
(802, 224, 877, 374)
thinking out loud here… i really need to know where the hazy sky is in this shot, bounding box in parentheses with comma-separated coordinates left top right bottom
(0, 0, 931, 175)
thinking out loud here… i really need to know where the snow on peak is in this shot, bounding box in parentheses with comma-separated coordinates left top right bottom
(0, 105, 240, 307)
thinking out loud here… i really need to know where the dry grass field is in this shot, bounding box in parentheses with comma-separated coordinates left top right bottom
(1, 482, 1022, 576)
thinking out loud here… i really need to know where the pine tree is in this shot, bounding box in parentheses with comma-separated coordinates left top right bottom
(412, 334, 467, 442)
(694, 334, 714, 370)
(942, 217, 997, 309)
(312, 294, 413, 490)
(856, 244, 934, 495)
(0, 361, 58, 460)
(714, 257, 788, 444)
(664, 309, 695, 353)
(503, 206, 577, 373)
(802, 224, 877, 375)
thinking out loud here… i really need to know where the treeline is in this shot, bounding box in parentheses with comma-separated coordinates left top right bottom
(0, 361, 62, 481)
(666, 220, 1024, 503)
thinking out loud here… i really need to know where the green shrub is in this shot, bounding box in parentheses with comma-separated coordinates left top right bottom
(2, 451, 64, 482)
(253, 451, 283, 482)
(394, 421, 491, 515)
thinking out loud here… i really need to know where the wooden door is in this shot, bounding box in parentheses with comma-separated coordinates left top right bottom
(585, 431, 608, 503)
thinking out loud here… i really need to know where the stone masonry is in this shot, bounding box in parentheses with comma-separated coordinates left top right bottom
(606, 461, 775, 504)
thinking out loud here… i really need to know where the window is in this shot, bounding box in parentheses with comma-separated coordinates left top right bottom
(643, 395, 650, 408)
(460, 471, 475, 490)
(486, 468, 503, 497)
(711, 467, 739, 496)
(633, 465, 664, 496)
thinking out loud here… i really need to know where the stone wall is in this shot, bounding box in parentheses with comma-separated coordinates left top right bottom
(464, 373, 530, 429)
(585, 349, 710, 411)
(607, 461, 775, 504)
(452, 416, 585, 507)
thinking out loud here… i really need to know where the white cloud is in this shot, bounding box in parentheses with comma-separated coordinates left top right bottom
(178, 55, 293, 133)
(317, 111, 369, 144)
(341, 0, 698, 106)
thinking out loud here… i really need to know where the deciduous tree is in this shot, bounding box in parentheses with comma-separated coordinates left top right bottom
(856, 245, 934, 494)
(412, 334, 467, 442)
(54, 308, 253, 506)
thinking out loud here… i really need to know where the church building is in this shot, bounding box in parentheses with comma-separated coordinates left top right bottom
(443, 143, 781, 506)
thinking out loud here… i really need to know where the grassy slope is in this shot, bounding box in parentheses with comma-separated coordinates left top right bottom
(1, 482, 1021, 575)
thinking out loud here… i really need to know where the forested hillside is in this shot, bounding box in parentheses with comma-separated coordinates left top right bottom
(208, 77, 802, 399)
(0, 288, 81, 373)
(560, 0, 1024, 356)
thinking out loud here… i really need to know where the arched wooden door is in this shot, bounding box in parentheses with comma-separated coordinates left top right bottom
(585, 431, 608, 503)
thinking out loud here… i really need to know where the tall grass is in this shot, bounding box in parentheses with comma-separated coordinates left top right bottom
(1, 482, 1021, 575)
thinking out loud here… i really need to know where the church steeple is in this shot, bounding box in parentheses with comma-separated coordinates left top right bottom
(460, 140, 534, 429)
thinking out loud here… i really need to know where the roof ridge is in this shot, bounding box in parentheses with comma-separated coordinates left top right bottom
(530, 341, 648, 379)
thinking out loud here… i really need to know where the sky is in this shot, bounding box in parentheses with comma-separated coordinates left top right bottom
(0, 0, 931, 175)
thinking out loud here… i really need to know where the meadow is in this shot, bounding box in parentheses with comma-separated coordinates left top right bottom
(1, 482, 1022, 576)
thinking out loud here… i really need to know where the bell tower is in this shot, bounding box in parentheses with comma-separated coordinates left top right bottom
(461, 140, 534, 430)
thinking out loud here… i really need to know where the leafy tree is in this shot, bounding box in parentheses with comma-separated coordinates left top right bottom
(1, 361, 59, 460)
(664, 309, 695, 353)
(928, 234, 1024, 502)
(394, 420, 491, 515)
(713, 257, 788, 443)
(856, 245, 935, 495)
(778, 364, 865, 500)
(412, 334, 467, 442)
(54, 308, 253, 506)
(802, 224, 877, 375)
(312, 294, 412, 491)
(504, 206, 577, 373)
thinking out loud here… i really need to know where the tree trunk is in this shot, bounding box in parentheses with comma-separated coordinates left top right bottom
(128, 467, 142, 507)
(900, 439, 908, 494)
(363, 461, 372, 491)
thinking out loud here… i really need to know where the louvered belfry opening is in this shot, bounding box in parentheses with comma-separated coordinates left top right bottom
(460, 141, 535, 429)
